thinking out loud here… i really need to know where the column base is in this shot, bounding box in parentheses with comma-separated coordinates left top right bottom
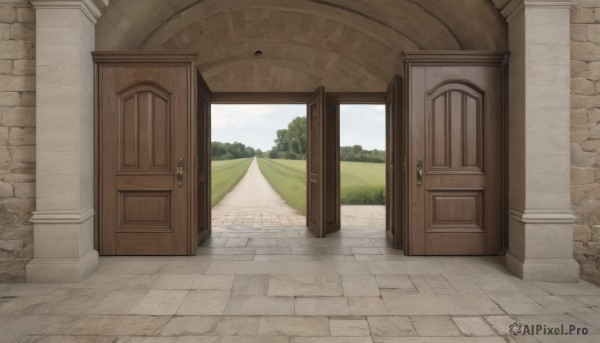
(506, 251, 580, 283)
(26, 249, 98, 283)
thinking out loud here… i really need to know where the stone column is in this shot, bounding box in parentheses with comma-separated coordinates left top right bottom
(26, 0, 106, 282)
(500, 0, 580, 282)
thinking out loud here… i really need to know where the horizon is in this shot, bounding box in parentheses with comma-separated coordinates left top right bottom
(211, 104, 386, 151)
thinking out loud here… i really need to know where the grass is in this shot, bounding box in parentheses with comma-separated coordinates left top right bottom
(256, 158, 307, 215)
(211, 157, 252, 206)
(340, 161, 386, 205)
(256, 158, 386, 215)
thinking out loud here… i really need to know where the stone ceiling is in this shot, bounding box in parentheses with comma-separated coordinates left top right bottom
(96, 0, 507, 92)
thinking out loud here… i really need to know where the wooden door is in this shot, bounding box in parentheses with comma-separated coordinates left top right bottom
(404, 52, 505, 255)
(324, 95, 340, 234)
(96, 53, 196, 255)
(195, 73, 211, 248)
(385, 75, 405, 249)
(307, 87, 340, 237)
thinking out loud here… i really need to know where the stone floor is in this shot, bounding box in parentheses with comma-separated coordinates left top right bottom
(1, 227, 600, 342)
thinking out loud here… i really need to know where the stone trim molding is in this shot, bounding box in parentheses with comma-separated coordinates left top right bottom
(509, 209, 577, 224)
(26, 249, 99, 283)
(30, 208, 95, 224)
(0, 0, 33, 7)
(30, 0, 107, 23)
(506, 252, 581, 281)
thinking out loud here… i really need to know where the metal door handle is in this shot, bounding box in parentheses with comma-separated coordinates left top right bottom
(177, 158, 184, 187)
(416, 159, 423, 187)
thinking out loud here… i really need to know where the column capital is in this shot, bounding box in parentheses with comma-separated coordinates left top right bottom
(494, 0, 573, 23)
(30, 0, 108, 23)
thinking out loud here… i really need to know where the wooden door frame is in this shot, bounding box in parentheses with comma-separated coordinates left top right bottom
(93, 52, 198, 254)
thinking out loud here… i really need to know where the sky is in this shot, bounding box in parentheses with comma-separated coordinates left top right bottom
(211, 104, 386, 151)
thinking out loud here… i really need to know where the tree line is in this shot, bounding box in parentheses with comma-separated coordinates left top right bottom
(212, 115, 385, 163)
(211, 141, 261, 160)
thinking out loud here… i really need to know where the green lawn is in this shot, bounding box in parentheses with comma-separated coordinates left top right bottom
(211, 158, 252, 206)
(256, 158, 307, 214)
(256, 158, 385, 215)
(340, 161, 386, 205)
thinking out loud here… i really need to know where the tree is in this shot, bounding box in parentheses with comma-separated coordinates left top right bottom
(286, 116, 307, 158)
(274, 129, 289, 152)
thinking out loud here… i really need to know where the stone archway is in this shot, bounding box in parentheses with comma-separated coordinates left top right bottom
(26, 0, 579, 283)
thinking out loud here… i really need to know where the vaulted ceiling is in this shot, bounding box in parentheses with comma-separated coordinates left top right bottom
(96, 0, 507, 92)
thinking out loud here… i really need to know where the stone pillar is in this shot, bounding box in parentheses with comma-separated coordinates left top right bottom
(500, 0, 580, 282)
(26, 0, 106, 282)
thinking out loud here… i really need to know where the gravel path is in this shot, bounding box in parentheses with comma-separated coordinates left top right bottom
(212, 157, 385, 230)
(212, 158, 306, 229)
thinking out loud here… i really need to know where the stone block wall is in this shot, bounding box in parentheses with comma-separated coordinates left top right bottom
(571, 0, 600, 286)
(0, 0, 35, 282)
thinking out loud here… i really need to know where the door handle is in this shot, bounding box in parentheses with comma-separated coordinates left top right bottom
(177, 158, 184, 187)
(416, 159, 423, 187)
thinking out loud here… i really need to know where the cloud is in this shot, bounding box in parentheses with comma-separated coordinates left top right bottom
(211, 104, 386, 151)
(211, 104, 277, 130)
(212, 104, 306, 150)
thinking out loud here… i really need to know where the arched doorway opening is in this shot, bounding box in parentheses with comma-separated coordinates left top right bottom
(27, 0, 581, 283)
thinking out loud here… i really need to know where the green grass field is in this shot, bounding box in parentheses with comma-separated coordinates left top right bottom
(211, 158, 252, 206)
(256, 158, 385, 215)
(340, 161, 386, 205)
(256, 158, 308, 214)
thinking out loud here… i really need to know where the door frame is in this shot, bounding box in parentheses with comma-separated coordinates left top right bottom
(210, 92, 386, 237)
(94, 70, 507, 254)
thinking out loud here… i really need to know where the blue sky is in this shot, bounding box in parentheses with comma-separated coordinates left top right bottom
(211, 104, 386, 151)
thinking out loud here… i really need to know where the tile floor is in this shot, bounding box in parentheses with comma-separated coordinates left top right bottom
(1, 227, 600, 342)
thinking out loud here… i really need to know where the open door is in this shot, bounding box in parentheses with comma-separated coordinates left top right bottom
(385, 75, 405, 249)
(194, 73, 212, 252)
(324, 94, 340, 235)
(307, 86, 340, 237)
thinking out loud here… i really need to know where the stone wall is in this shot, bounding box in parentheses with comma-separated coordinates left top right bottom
(0, 0, 35, 282)
(571, 0, 600, 286)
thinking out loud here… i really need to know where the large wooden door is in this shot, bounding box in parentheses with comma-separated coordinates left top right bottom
(95, 53, 196, 255)
(195, 73, 211, 248)
(404, 52, 505, 255)
(386, 75, 405, 249)
(307, 86, 340, 237)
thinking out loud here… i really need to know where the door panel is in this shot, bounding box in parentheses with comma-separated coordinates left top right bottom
(196, 74, 212, 249)
(385, 75, 405, 249)
(324, 97, 340, 234)
(98, 62, 192, 256)
(307, 86, 340, 237)
(404, 53, 505, 256)
(307, 87, 324, 237)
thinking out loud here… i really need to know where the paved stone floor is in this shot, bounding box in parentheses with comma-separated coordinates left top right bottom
(2, 164, 597, 342)
(1, 227, 600, 342)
